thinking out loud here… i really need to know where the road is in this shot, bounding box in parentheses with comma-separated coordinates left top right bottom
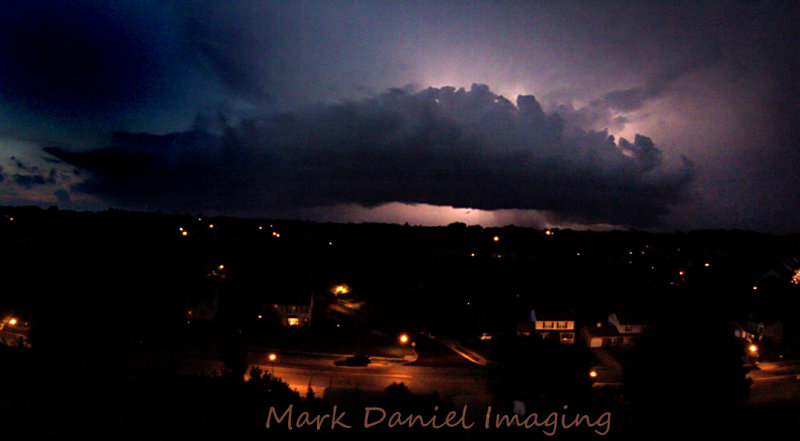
(747, 360, 800, 403)
(245, 336, 491, 408)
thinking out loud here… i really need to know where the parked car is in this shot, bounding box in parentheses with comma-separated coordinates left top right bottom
(334, 355, 371, 366)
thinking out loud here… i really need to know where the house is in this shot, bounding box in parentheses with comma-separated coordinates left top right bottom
(517, 309, 576, 344)
(581, 312, 651, 348)
(746, 313, 784, 345)
(581, 324, 626, 348)
(608, 312, 650, 336)
(270, 295, 314, 327)
(731, 321, 756, 342)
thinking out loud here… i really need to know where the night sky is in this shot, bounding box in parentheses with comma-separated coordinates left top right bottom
(0, 1, 797, 233)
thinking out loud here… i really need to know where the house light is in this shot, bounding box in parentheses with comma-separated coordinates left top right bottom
(589, 370, 598, 378)
(218, 264, 225, 270)
(749, 344, 758, 354)
(208, 224, 214, 229)
(287, 317, 300, 326)
(181, 231, 188, 236)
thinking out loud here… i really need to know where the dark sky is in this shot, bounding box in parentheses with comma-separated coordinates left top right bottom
(0, 1, 798, 232)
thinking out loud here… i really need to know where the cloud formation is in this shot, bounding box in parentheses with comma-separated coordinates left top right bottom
(46, 85, 693, 227)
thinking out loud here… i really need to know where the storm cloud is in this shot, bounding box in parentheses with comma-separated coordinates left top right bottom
(47, 85, 693, 227)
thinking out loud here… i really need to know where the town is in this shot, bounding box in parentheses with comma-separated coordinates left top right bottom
(0, 206, 798, 439)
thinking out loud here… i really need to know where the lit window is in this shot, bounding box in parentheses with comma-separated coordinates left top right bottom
(287, 317, 300, 326)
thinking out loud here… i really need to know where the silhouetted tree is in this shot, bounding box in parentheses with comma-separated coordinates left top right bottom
(624, 307, 751, 439)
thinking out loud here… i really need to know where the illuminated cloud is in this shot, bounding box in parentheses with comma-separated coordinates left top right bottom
(47, 85, 693, 227)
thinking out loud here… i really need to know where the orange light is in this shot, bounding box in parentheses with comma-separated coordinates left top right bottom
(333, 285, 350, 295)
(208, 224, 214, 229)
(218, 264, 225, 270)
(749, 344, 758, 354)
(493, 235, 500, 242)
(8, 318, 17, 326)
(268, 353, 277, 362)
(181, 231, 188, 236)
(589, 370, 598, 378)
(399, 334, 409, 344)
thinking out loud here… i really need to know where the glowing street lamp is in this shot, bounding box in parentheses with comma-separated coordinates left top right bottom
(493, 235, 500, 242)
(268, 353, 277, 375)
(589, 370, 598, 379)
(8, 318, 17, 326)
(748, 344, 758, 354)
(399, 334, 409, 345)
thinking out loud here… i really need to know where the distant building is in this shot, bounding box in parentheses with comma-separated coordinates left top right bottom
(271, 295, 314, 328)
(731, 321, 756, 342)
(581, 324, 626, 348)
(581, 312, 651, 348)
(746, 313, 784, 345)
(517, 309, 575, 344)
(608, 312, 650, 336)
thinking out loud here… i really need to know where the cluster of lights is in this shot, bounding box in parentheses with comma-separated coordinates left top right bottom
(272, 231, 281, 238)
(544, 230, 553, 236)
(792, 269, 800, 285)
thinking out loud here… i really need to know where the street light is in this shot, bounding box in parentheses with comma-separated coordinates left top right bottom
(589, 370, 598, 379)
(748, 344, 758, 354)
(268, 353, 277, 375)
(8, 318, 17, 326)
(399, 334, 409, 344)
